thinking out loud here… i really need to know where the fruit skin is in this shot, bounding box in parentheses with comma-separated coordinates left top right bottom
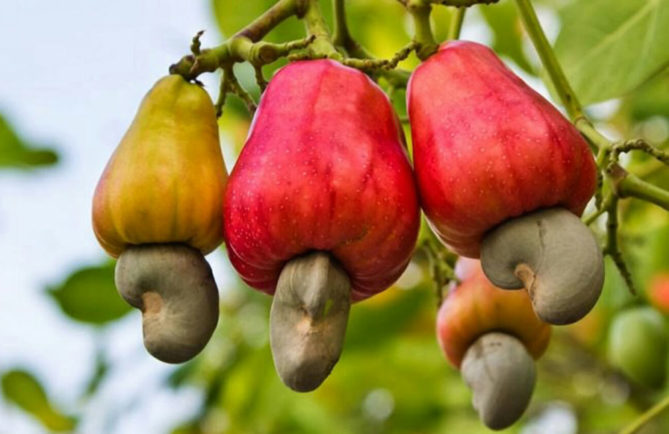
(93, 75, 228, 257)
(436, 258, 551, 368)
(408, 41, 596, 257)
(461, 332, 536, 430)
(223, 59, 420, 301)
(608, 306, 668, 389)
(115, 244, 219, 364)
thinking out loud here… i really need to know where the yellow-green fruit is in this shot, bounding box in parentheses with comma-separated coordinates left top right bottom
(608, 306, 668, 389)
(92, 75, 227, 257)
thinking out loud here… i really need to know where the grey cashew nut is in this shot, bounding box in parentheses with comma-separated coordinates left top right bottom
(480, 207, 604, 325)
(115, 243, 219, 364)
(270, 251, 351, 392)
(461, 332, 536, 430)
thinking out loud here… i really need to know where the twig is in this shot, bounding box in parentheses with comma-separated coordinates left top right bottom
(619, 395, 669, 434)
(603, 196, 636, 295)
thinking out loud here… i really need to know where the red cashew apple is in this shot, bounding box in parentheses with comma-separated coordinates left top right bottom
(224, 60, 420, 391)
(409, 40, 603, 325)
(93, 75, 227, 363)
(437, 258, 551, 429)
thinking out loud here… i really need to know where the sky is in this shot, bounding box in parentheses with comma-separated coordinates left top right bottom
(0, 2, 580, 433)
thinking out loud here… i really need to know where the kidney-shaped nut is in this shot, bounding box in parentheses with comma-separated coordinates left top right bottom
(115, 243, 219, 363)
(270, 251, 351, 392)
(480, 207, 604, 325)
(461, 332, 536, 430)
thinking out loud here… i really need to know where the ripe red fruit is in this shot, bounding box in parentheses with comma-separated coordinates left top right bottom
(224, 59, 420, 391)
(409, 40, 596, 258)
(409, 41, 602, 325)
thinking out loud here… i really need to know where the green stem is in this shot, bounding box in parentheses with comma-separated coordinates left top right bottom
(576, 117, 612, 152)
(170, 0, 304, 79)
(514, 0, 583, 120)
(604, 195, 635, 294)
(620, 395, 669, 434)
(332, 0, 350, 48)
(448, 8, 466, 40)
(302, 0, 341, 59)
(617, 173, 669, 211)
(407, 0, 438, 60)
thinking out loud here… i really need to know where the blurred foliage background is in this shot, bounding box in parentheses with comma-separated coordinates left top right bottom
(1, 0, 669, 432)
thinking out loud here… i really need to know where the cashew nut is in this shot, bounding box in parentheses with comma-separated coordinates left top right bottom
(270, 251, 351, 392)
(480, 207, 604, 324)
(115, 243, 219, 363)
(461, 332, 536, 430)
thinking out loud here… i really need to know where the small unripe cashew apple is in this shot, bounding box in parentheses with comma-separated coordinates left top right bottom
(437, 258, 551, 429)
(224, 60, 420, 391)
(92, 75, 228, 363)
(608, 306, 668, 389)
(409, 41, 603, 325)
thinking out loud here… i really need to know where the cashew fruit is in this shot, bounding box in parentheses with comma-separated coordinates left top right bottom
(437, 258, 550, 429)
(437, 258, 550, 368)
(409, 41, 602, 324)
(224, 60, 420, 390)
(92, 75, 227, 257)
(92, 75, 227, 363)
(608, 306, 668, 389)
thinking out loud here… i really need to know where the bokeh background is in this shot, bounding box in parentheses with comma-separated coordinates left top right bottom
(1, 0, 668, 432)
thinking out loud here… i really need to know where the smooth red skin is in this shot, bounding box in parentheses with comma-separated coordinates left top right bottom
(224, 60, 420, 301)
(408, 41, 597, 257)
(437, 258, 551, 368)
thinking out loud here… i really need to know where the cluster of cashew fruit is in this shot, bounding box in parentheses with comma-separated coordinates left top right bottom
(91, 39, 606, 427)
(437, 258, 551, 429)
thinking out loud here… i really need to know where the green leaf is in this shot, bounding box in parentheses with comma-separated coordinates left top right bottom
(1, 369, 76, 431)
(82, 351, 109, 398)
(554, 0, 669, 105)
(625, 71, 669, 121)
(47, 262, 131, 326)
(480, 1, 533, 73)
(0, 114, 58, 169)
